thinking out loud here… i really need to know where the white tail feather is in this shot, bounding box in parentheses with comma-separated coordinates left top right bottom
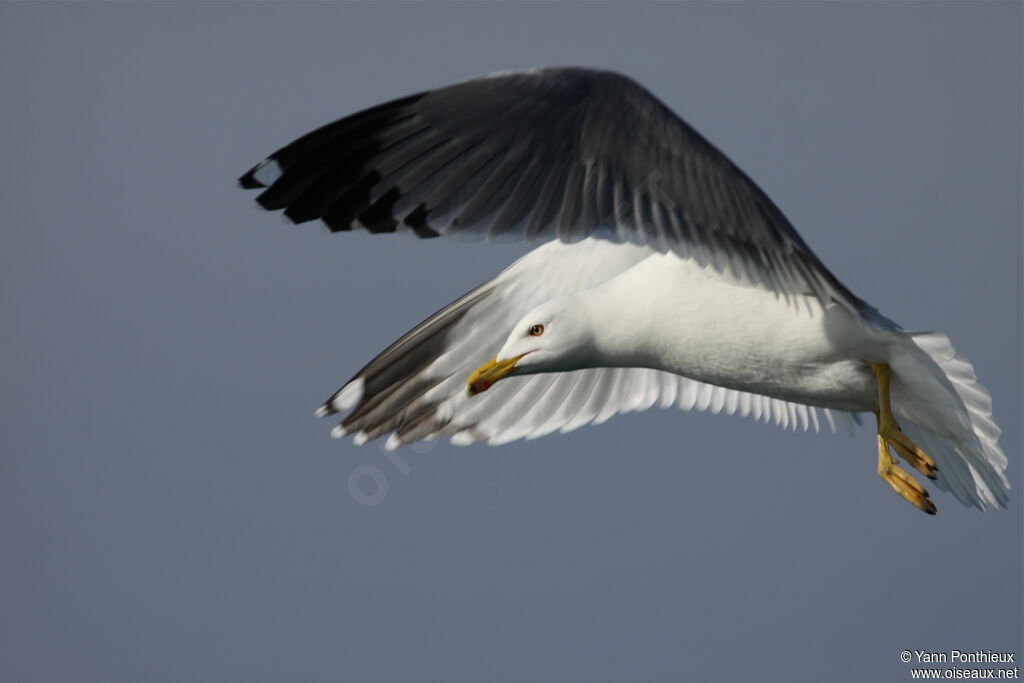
(889, 332, 1009, 510)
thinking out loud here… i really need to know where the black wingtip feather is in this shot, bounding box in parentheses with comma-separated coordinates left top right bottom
(257, 188, 286, 212)
(316, 403, 338, 418)
(238, 166, 267, 189)
(359, 187, 401, 233)
(405, 204, 441, 238)
(235, 91, 425, 205)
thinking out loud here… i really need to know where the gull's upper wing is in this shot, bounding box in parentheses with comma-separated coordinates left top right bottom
(239, 67, 877, 316)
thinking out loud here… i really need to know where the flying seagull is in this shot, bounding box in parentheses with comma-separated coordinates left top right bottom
(239, 67, 1008, 514)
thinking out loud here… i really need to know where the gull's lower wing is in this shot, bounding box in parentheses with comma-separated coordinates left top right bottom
(320, 239, 857, 449)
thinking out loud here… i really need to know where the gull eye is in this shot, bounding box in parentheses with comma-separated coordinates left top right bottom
(529, 324, 545, 337)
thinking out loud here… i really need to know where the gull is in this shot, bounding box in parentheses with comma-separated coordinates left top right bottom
(239, 67, 1008, 514)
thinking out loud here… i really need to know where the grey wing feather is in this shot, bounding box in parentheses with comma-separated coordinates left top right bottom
(239, 67, 885, 318)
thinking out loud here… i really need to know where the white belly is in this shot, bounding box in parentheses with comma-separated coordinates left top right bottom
(591, 252, 889, 411)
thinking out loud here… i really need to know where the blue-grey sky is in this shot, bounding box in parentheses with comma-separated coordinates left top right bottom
(1, 3, 1020, 682)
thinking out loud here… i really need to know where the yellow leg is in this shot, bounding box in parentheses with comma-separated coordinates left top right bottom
(871, 363, 938, 515)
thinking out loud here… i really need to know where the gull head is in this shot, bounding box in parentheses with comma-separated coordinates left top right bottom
(466, 298, 596, 396)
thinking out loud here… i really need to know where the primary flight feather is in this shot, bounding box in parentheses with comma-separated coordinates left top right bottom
(239, 67, 1008, 514)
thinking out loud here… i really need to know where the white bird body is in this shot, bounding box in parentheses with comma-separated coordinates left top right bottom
(538, 242, 882, 412)
(240, 67, 1009, 512)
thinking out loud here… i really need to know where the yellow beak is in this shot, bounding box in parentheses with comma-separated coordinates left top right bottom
(466, 355, 524, 396)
